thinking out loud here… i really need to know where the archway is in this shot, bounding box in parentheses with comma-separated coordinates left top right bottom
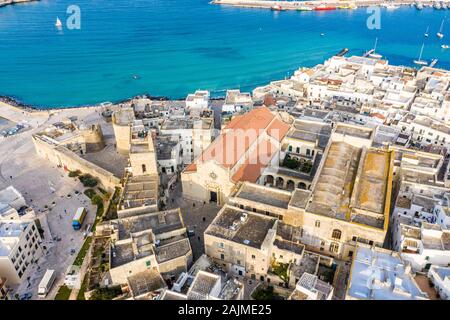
(298, 182, 307, 190)
(286, 180, 295, 191)
(265, 175, 274, 186)
(275, 177, 284, 189)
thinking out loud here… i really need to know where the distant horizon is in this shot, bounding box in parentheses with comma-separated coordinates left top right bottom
(0, 0, 449, 107)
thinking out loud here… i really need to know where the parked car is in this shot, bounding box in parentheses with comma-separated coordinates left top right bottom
(19, 292, 32, 300)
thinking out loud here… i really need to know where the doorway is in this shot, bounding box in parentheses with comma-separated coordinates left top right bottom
(209, 190, 217, 203)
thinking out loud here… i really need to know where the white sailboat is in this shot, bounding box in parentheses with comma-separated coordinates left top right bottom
(424, 26, 429, 37)
(437, 19, 445, 38)
(414, 43, 428, 66)
(369, 38, 382, 59)
(55, 17, 63, 29)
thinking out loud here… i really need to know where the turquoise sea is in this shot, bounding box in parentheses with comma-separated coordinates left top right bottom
(0, 0, 449, 107)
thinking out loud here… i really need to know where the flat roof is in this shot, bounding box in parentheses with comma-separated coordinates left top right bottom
(205, 205, 276, 249)
(233, 183, 291, 209)
(127, 270, 166, 297)
(112, 108, 135, 126)
(155, 238, 191, 264)
(120, 175, 159, 210)
(114, 209, 184, 239)
(111, 234, 154, 268)
(187, 271, 220, 300)
(347, 246, 428, 300)
(0, 221, 30, 256)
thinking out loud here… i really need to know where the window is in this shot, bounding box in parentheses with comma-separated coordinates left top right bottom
(369, 240, 374, 246)
(329, 242, 339, 253)
(288, 145, 292, 152)
(220, 254, 225, 260)
(296, 147, 300, 154)
(142, 164, 147, 173)
(218, 243, 224, 249)
(332, 229, 342, 240)
(251, 255, 256, 260)
(315, 220, 320, 228)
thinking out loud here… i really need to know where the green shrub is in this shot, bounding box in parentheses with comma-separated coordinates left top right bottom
(282, 156, 300, 170)
(84, 189, 97, 199)
(89, 286, 122, 300)
(55, 285, 72, 300)
(91, 194, 103, 206)
(69, 170, 82, 178)
(79, 174, 98, 187)
(252, 286, 275, 300)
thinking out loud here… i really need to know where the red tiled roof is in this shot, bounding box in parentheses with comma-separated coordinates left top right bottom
(267, 118, 290, 142)
(231, 139, 277, 183)
(199, 107, 280, 168)
(184, 163, 197, 172)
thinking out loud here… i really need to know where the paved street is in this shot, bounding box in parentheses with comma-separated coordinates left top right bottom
(167, 180, 221, 261)
(0, 106, 109, 299)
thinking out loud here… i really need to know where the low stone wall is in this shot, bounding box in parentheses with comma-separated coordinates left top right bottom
(32, 135, 120, 191)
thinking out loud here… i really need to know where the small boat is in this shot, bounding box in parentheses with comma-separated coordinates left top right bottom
(424, 26, 429, 37)
(55, 17, 62, 29)
(336, 48, 349, 57)
(271, 5, 284, 11)
(442, 44, 450, 49)
(416, 2, 423, 10)
(297, 6, 313, 11)
(383, 3, 398, 10)
(442, 2, 448, 9)
(437, 19, 445, 38)
(314, 4, 336, 11)
(414, 43, 428, 66)
(368, 37, 382, 59)
(338, 5, 351, 9)
(430, 59, 438, 67)
(320, 33, 325, 36)
(434, 2, 442, 9)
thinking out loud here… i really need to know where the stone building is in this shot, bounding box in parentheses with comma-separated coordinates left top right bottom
(112, 107, 135, 154)
(181, 106, 290, 205)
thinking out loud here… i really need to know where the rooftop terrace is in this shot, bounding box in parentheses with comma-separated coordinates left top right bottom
(113, 209, 184, 239)
(205, 205, 276, 249)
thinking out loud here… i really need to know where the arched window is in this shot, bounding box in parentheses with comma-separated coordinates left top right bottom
(332, 229, 342, 240)
(329, 242, 339, 254)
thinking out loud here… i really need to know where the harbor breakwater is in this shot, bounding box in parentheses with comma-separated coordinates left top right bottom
(211, 0, 441, 10)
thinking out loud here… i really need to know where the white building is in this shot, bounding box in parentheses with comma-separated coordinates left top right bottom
(222, 89, 253, 113)
(346, 245, 428, 300)
(185, 90, 210, 112)
(288, 272, 334, 300)
(156, 135, 182, 176)
(160, 117, 214, 164)
(0, 186, 26, 212)
(428, 265, 450, 300)
(0, 220, 43, 284)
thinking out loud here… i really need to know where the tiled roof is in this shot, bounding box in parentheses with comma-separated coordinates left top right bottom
(231, 139, 277, 183)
